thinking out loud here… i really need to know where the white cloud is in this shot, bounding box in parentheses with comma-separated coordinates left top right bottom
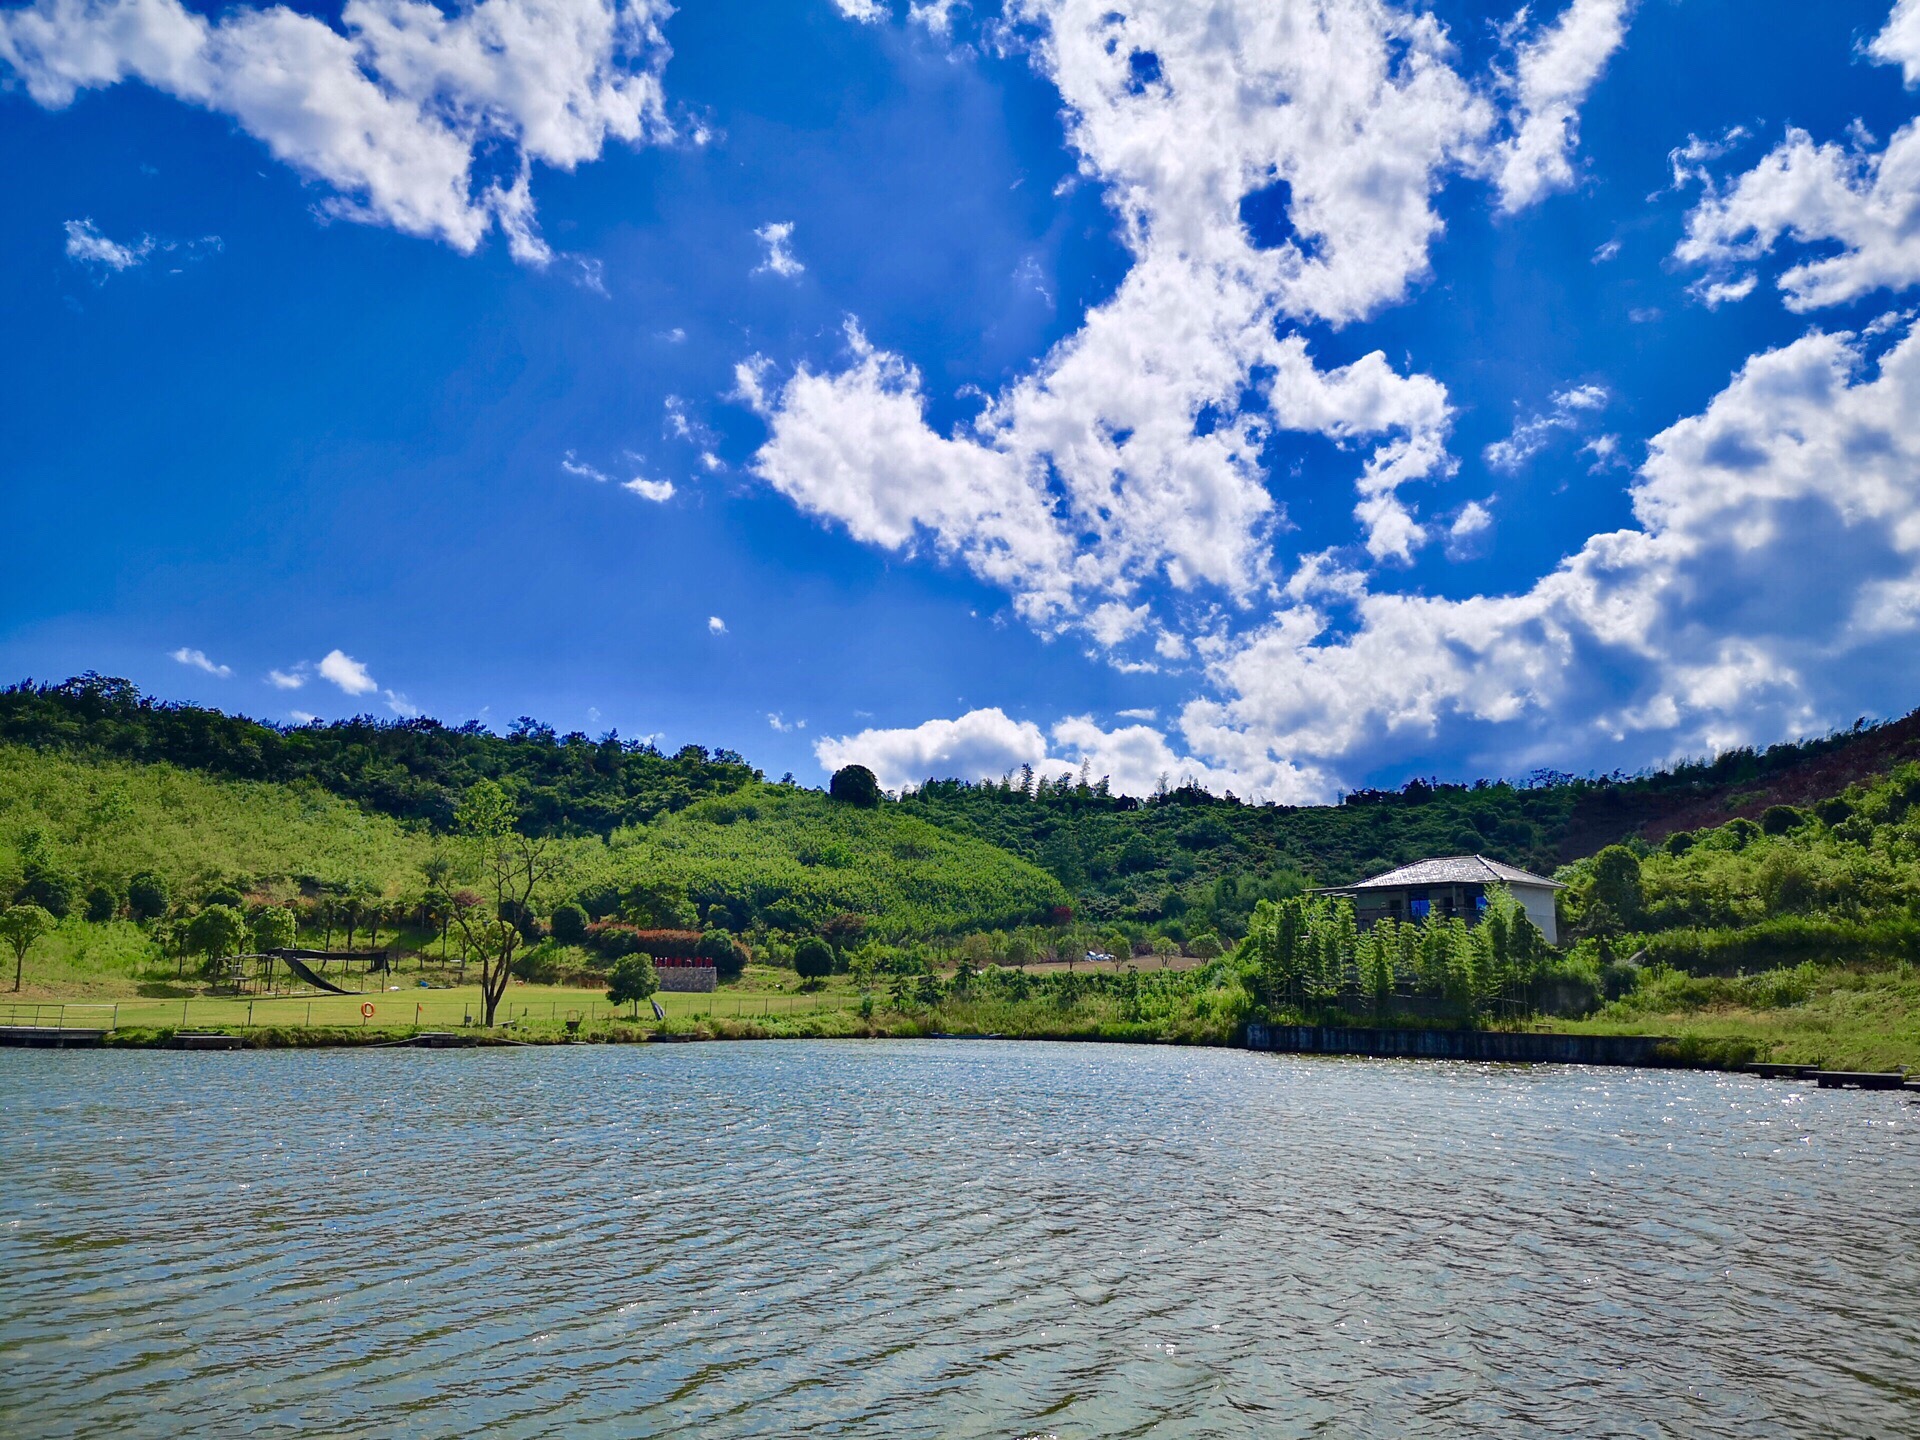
(169, 646, 230, 677)
(753, 220, 804, 278)
(707, 615, 727, 634)
(318, 648, 378, 695)
(1489, 0, 1635, 212)
(64, 217, 150, 270)
(1677, 119, 1920, 311)
(1182, 324, 1920, 792)
(1592, 238, 1620, 263)
(1, 0, 674, 263)
(816, 706, 1321, 800)
(832, 0, 885, 19)
(266, 665, 308, 690)
(1446, 498, 1493, 556)
(383, 689, 419, 717)
(624, 476, 675, 501)
(1116, 706, 1157, 721)
(1484, 383, 1610, 473)
(742, 0, 1490, 646)
(289, 709, 318, 724)
(1677, 13, 1920, 315)
(562, 451, 610, 482)
(767, 712, 807, 732)
(1870, 0, 1920, 86)
(907, 0, 960, 34)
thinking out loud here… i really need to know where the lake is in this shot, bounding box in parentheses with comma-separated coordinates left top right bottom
(1, 1041, 1916, 1438)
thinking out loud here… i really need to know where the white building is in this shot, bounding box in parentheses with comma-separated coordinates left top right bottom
(1322, 855, 1565, 945)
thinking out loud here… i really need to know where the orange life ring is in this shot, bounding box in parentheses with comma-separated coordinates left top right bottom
(361, 1002, 376, 1019)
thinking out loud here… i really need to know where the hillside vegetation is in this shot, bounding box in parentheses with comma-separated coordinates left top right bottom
(0, 744, 431, 900)
(0, 744, 1064, 945)
(591, 785, 1068, 937)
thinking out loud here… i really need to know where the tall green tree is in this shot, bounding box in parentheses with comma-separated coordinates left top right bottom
(452, 781, 562, 1026)
(253, 905, 297, 953)
(0, 905, 55, 992)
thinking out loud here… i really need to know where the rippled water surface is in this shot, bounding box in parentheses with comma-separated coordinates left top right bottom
(2, 1042, 1917, 1438)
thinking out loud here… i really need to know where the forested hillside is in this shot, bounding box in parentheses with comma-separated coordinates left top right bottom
(5, 675, 1920, 949)
(0, 674, 757, 833)
(0, 745, 1063, 944)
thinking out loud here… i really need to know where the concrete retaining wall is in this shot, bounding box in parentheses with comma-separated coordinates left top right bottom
(1245, 1023, 1670, 1067)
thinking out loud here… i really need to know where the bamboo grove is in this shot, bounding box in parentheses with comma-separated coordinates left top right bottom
(1240, 887, 1555, 1021)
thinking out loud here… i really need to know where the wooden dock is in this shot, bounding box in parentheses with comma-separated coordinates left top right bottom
(1244, 1024, 1671, 1067)
(1742, 1062, 1819, 1080)
(0, 1026, 106, 1049)
(1812, 1070, 1908, 1090)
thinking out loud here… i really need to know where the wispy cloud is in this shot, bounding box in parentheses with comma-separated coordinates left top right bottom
(753, 221, 804, 278)
(625, 476, 675, 502)
(708, 616, 727, 635)
(1485, 384, 1610, 473)
(267, 664, 309, 690)
(169, 646, 230, 677)
(66, 218, 151, 271)
(562, 451, 610, 483)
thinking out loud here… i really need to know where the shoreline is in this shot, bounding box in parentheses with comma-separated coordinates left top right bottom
(7, 1016, 1911, 1085)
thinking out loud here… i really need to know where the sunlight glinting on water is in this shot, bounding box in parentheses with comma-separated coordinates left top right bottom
(2, 1042, 1916, 1438)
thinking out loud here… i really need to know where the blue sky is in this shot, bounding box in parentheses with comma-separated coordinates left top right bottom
(6, 0, 1920, 800)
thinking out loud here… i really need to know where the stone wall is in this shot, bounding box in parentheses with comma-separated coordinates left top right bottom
(657, 965, 717, 993)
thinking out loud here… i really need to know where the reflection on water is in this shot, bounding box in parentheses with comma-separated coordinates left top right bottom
(1, 1041, 1916, 1438)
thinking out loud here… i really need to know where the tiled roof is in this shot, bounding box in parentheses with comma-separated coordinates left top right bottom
(1332, 855, 1566, 891)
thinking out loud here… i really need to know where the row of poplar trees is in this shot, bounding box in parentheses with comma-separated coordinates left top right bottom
(1240, 888, 1553, 1020)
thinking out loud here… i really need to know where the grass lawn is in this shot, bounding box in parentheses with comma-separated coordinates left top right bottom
(2, 958, 869, 1035)
(1554, 966, 1920, 1072)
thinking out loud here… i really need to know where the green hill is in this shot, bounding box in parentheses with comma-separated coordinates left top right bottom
(6, 674, 1920, 950)
(0, 744, 1065, 943)
(592, 785, 1068, 937)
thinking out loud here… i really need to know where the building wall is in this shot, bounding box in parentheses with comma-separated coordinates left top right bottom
(1512, 885, 1559, 945)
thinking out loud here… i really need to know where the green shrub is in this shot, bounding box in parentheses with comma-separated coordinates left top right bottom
(1760, 805, 1804, 836)
(84, 883, 120, 923)
(829, 765, 882, 808)
(127, 871, 171, 922)
(794, 936, 834, 982)
(550, 902, 589, 945)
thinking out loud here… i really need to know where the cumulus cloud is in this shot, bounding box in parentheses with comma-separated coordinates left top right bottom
(743, 0, 1488, 647)
(1484, 383, 1610, 473)
(266, 665, 309, 690)
(169, 646, 230, 677)
(707, 615, 727, 634)
(318, 648, 378, 695)
(1489, 0, 1635, 212)
(1183, 324, 1920, 790)
(624, 476, 675, 501)
(1677, 120, 1920, 311)
(1, 0, 674, 262)
(64, 217, 150, 270)
(1870, 0, 1920, 86)
(753, 221, 804, 278)
(815, 706, 1322, 800)
(1676, 12, 1920, 312)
